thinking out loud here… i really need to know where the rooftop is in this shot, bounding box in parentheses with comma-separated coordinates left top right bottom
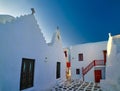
(0, 15, 15, 24)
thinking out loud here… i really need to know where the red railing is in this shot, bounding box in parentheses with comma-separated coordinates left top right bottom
(94, 60, 104, 66)
(82, 60, 104, 76)
(83, 61, 94, 75)
(82, 50, 107, 81)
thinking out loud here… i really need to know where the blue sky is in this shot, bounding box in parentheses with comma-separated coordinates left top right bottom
(0, 0, 120, 47)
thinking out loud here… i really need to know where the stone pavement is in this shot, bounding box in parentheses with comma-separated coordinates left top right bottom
(51, 79, 102, 91)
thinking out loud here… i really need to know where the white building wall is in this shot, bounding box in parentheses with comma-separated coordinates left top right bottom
(70, 41, 107, 81)
(0, 14, 66, 91)
(84, 67, 95, 82)
(101, 34, 120, 91)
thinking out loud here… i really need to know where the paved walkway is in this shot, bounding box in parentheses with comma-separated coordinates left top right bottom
(51, 79, 102, 91)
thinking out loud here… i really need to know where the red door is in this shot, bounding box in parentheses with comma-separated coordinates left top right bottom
(94, 70, 102, 83)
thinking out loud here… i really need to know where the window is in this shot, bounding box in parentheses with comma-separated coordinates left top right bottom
(64, 51, 67, 57)
(78, 53, 83, 61)
(20, 58, 35, 90)
(56, 62, 61, 79)
(76, 69, 80, 74)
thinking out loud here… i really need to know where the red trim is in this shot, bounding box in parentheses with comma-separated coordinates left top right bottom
(103, 50, 107, 65)
(78, 53, 83, 61)
(66, 62, 71, 67)
(82, 51, 106, 82)
(64, 51, 67, 57)
(94, 70, 102, 83)
(83, 60, 104, 76)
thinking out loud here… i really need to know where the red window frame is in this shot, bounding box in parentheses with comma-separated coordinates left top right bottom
(78, 53, 83, 61)
(64, 51, 67, 57)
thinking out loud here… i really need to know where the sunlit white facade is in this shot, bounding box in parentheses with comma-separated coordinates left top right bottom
(0, 14, 66, 91)
(64, 33, 120, 91)
(1, 11, 120, 91)
(101, 34, 120, 91)
(65, 42, 107, 82)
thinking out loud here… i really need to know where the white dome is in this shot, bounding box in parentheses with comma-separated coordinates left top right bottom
(0, 15, 15, 24)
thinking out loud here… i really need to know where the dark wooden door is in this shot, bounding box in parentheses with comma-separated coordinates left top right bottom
(94, 70, 101, 83)
(20, 58, 35, 90)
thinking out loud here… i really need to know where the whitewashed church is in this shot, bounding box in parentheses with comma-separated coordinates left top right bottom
(0, 10, 66, 91)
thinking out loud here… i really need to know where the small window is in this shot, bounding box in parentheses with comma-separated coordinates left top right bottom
(64, 51, 67, 57)
(76, 69, 80, 74)
(78, 53, 83, 61)
(57, 35, 60, 40)
(56, 62, 61, 79)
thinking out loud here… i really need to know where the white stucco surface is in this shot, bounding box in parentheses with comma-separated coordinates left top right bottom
(0, 14, 66, 91)
(70, 41, 107, 81)
(101, 34, 120, 91)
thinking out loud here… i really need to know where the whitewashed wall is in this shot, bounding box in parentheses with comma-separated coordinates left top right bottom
(101, 34, 120, 91)
(0, 14, 66, 91)
(70, 41, 107, 81)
